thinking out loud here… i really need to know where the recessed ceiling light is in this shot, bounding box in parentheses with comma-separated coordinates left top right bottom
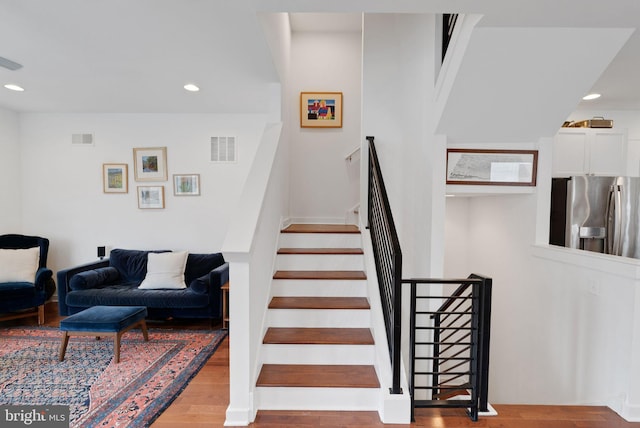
(184, 84, 200, 92)
(4, 84, 24, 92)
(582, 93, 601, 100)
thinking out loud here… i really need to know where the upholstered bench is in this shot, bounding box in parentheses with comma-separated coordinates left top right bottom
(59, 305, 149, 363)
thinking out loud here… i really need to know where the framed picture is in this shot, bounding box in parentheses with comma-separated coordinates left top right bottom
(133, 147, 167, 181)
(300, 92, 343, 128)
(102, 163, 128, 193)
(446, 149, 538, 186)
(137, 186, 165, 209)
(173, 174, 200, 196)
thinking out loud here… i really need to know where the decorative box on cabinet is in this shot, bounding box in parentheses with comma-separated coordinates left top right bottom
(552, 127, 627, 177)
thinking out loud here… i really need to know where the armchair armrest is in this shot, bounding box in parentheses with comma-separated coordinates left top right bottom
(34, 267, 53, 292)
(57, 259, 110, 315)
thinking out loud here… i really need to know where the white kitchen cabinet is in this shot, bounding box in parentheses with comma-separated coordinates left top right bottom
(552, 127, 628, 177)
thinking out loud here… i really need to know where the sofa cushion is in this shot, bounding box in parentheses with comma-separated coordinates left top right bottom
(185, 253, 224, 284)
(69, 267, 120, 291)
(0, 247, 40, 283)
(109, 249, 169, 283)
(139, 251, 188, 290)
(189, 277, 209, 294)
(66, 284, 209, 308)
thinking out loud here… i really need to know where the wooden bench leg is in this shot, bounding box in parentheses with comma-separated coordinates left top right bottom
(140, 320, 149, 341)
(114, 332, 122, 364)
(59, 332, 70, 362)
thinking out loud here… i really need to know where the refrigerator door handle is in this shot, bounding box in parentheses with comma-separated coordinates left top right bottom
(606, 184, 623, 255)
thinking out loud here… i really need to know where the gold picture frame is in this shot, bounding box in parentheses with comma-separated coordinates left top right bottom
(133, 147, 167, 181)
(102, 163, 128, 193)
(300, 92, 343, 128)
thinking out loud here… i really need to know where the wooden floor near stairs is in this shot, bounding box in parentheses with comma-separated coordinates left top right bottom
(4, 302, 639, 427)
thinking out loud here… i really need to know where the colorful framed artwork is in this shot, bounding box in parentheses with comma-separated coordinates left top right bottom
(173, 174, 200, 196)
(137, 186, 165, 209)
(133, 147, 167, 181)
(102, 163, 128, 193)
(446, 149, 538, 186)
(300, 92, 343, 128)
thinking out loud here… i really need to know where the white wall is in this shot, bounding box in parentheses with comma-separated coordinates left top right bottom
(289, 31, 362, 224)
(444, 141, 640, 413)
(0, 108, 22, 233)
(362, 13, 441, 278)
(17, 113, 269, 274)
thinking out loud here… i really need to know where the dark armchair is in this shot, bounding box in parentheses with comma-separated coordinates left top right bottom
(0, 234, 56, 324)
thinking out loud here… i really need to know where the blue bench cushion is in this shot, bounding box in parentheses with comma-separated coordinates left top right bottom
(60, 305, 147, 332)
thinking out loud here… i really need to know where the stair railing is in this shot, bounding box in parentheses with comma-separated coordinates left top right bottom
(366, 136, 492, 419)
(405, 274, 492, 421)
(366, 136, 403, 395)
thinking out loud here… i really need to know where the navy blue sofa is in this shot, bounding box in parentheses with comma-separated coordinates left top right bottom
(57, 249, 228, 320)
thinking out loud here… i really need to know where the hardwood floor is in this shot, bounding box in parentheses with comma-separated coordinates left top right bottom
(3, 302, 639, 427)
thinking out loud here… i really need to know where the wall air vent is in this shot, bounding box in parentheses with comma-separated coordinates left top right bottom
(210, 136, 237, 163)
(71, 133, 94, 146)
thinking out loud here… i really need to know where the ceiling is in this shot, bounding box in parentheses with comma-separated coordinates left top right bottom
(1, 1, 639, 114)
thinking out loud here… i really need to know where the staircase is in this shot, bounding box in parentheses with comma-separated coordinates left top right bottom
(255, 223, 381, 411)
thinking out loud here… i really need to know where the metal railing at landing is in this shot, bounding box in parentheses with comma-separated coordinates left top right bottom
(366, 136, 403, 395)
(405, 275, 492, 421)
(366, 136, 492, 421)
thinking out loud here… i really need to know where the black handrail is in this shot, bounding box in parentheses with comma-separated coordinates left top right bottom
(366, 136, 402, 395)
(442, 13, 458, 62)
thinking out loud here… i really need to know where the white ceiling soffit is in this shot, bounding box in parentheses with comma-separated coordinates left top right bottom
(289, 13, 362, 33)
(435, 26, 634, 144)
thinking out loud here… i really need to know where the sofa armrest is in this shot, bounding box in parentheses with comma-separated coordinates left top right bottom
(208, 262, 228, 318)
(57, 259, 110, 315)
(209, 262, 229, 290)
(187, 262, 228, 318)
(188, 262, 229, 294)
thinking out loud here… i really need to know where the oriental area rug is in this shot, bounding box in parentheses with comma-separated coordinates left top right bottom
(0, 326, 226, 427)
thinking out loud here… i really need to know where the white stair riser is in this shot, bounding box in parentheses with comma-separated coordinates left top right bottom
(261, 344, 375, 365)
(255, 386, 379, 411)
(267, 309, 370, 328)
(272, 279, 367, 297)
(276, 254, 364, 270)
(279, 233, 362, 249)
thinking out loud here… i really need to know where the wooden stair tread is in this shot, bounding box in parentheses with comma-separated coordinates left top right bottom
(257, 364, 380, 388)
(432, 382, 472, 400)
(277, 247, 364, 255)
(282, 224, 360, 234)
(269, 297, 370, 310)
(263, 328, 374, 345)
(274, 270, 366, 280)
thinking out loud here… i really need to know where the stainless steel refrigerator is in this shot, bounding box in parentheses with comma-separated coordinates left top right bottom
(551, 175, 640, 258)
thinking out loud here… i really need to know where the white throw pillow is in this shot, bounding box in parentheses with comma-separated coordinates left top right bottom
(138, 251, 188, 289)
(0, 247, 40, 283)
